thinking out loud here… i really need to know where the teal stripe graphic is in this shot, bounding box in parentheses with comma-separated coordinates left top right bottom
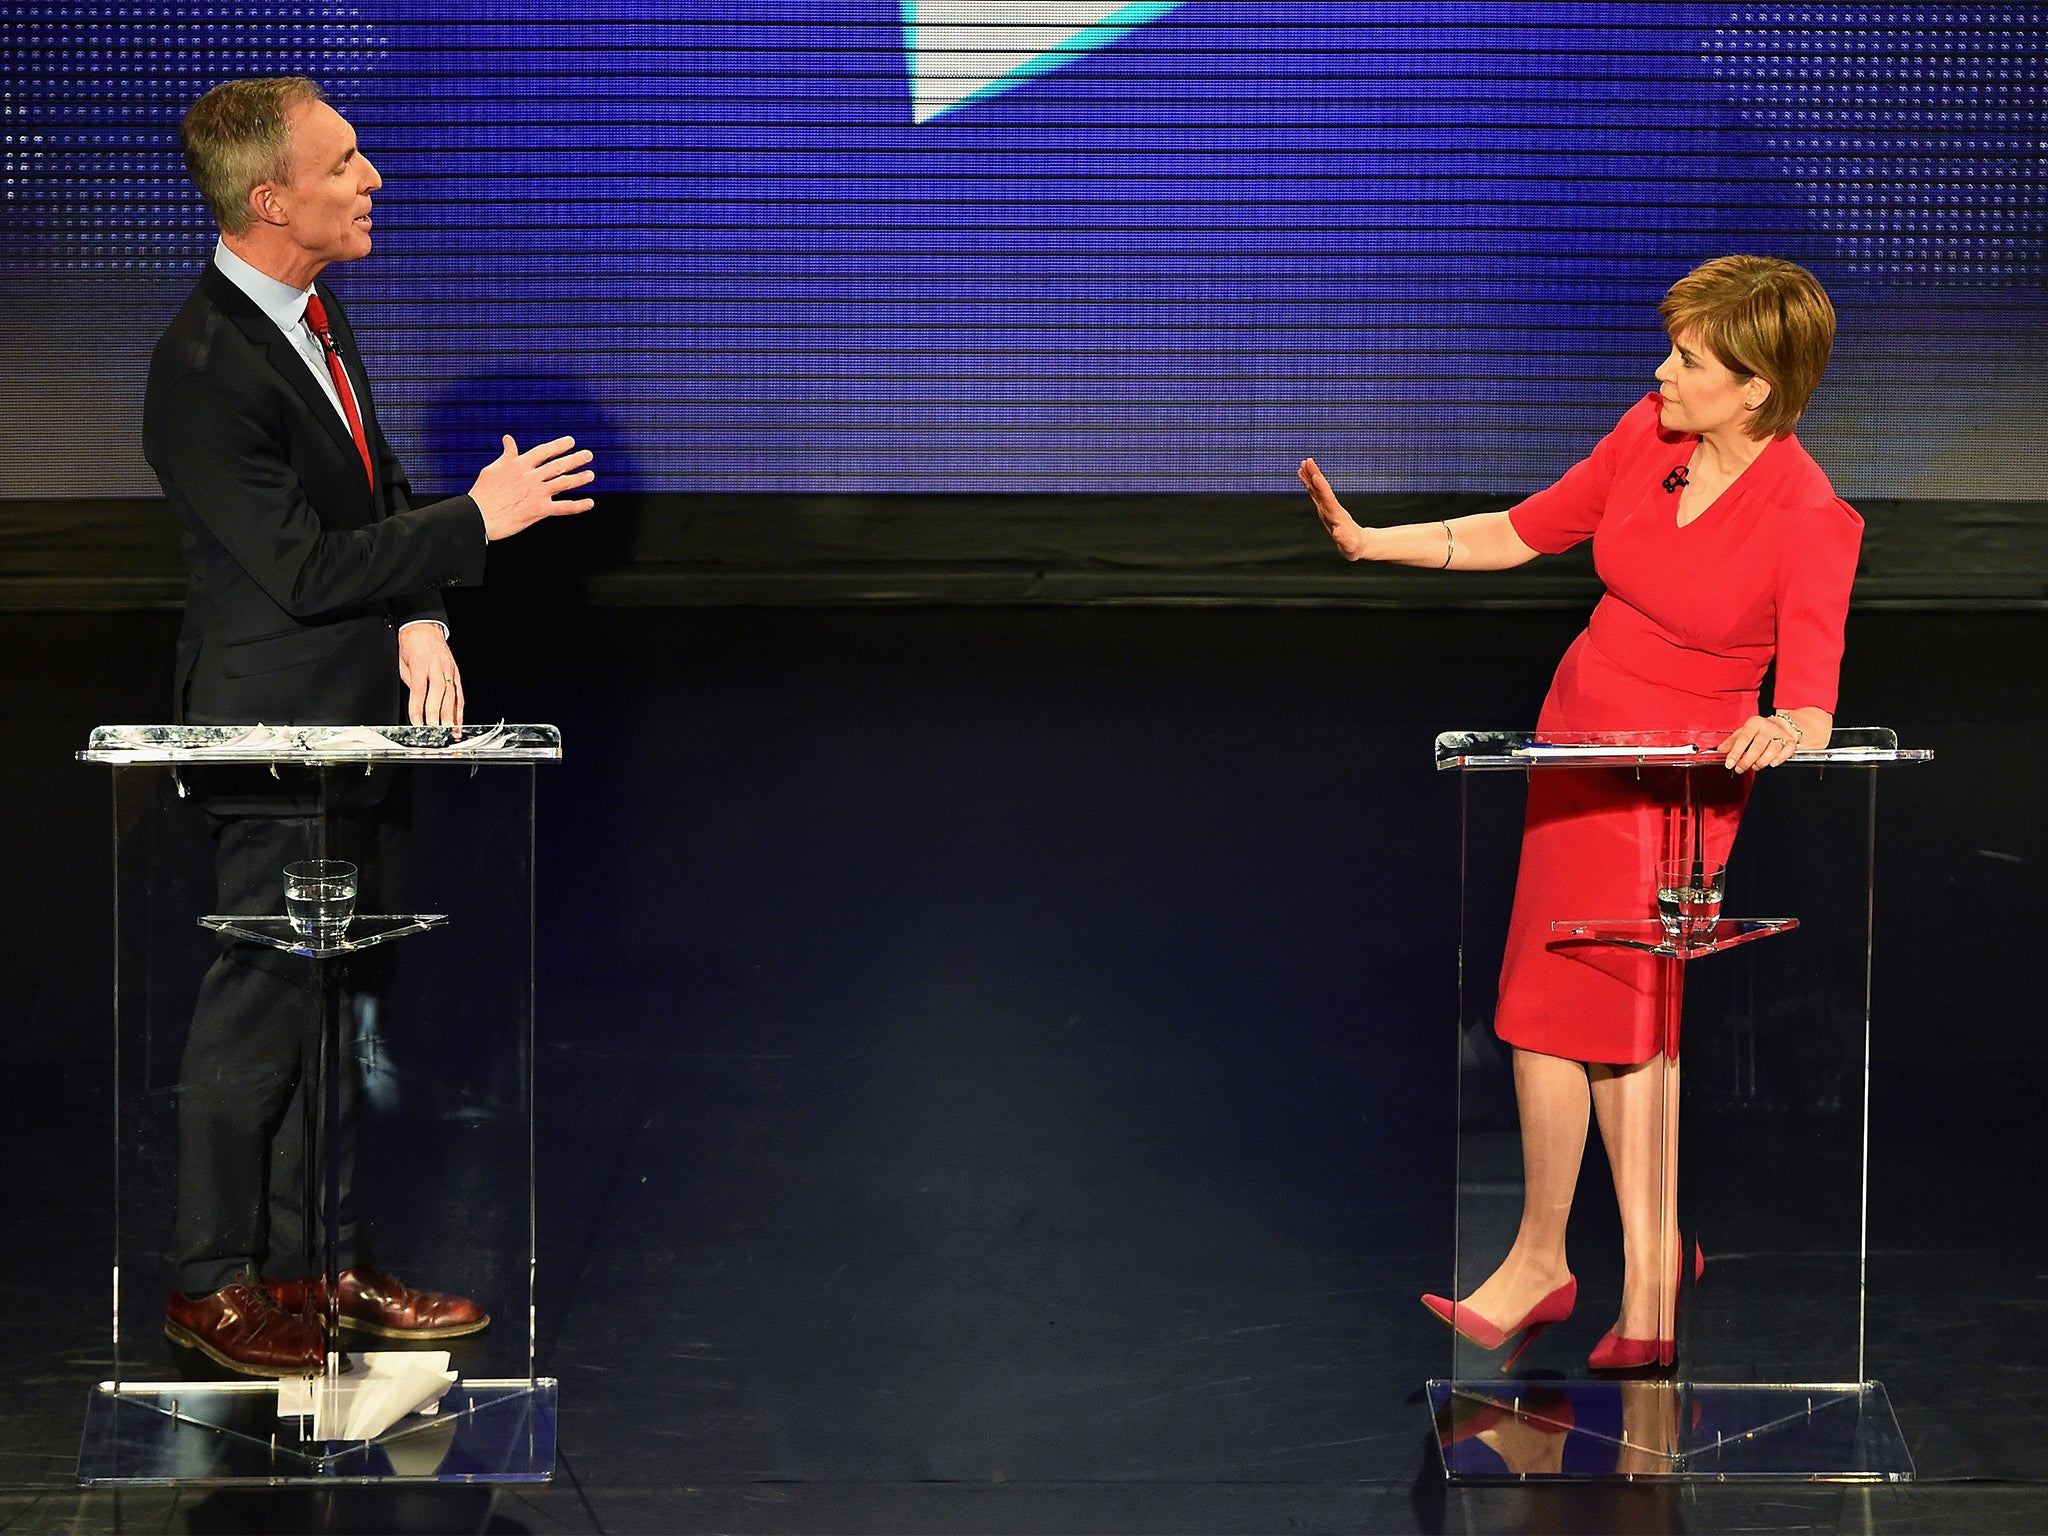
(902, 2, 1187, 123)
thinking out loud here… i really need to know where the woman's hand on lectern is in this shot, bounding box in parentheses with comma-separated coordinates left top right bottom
(1718, 716, 1796, 773)
(1299, 458, 1375, 561)
(1717, 708, 1830, 772)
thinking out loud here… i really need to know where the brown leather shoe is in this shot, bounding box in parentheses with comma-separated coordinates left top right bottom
(165, 1277, 326, 1376)
(267, 1266, 490, 1340)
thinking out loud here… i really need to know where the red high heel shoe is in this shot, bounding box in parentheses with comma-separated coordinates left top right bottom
(1586, 1325, 1674, 1372)
(1587, 1238, 1705, 1373)
(1422, 1277, 1577, 1372)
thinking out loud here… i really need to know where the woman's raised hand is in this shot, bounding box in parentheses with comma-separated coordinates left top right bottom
(1296, 462, 1536, 571)
(1299, 457, 1374, 561)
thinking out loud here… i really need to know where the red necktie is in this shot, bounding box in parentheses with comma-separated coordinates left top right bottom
(303, 293, 375, 490)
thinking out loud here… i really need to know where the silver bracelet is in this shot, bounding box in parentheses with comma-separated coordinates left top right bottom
(1440, 520, 1455, 570)
(1772, 710, 1804, 745)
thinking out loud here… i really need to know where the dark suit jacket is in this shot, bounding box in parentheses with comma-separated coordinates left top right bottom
(144, 261, 487, 727)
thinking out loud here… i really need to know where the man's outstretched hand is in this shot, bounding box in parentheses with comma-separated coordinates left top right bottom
(469, 434, 596, 541)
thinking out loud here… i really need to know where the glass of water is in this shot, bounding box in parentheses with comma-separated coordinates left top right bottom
(1656, 858, 1725, 949)
(283, 860, 357, 942)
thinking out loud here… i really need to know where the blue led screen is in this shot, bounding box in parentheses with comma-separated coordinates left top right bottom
(2, 3, 2044, 499)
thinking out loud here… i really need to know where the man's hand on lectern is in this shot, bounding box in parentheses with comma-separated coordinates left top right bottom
(398, 621, 465, 728)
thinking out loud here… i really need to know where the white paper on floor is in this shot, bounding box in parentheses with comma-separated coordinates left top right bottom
(277, 1351, 456, 1441)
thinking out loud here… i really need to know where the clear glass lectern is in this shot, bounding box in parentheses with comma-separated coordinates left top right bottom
(1426, 727, 1929, 1481)
(75, 724, 562, 1484)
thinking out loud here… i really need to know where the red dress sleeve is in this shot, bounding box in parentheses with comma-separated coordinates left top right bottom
(1508, 394, 1662, 555)
(1771, 497, 1863, 715)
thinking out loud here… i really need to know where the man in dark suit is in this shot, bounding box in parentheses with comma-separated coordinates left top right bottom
(143, 76, 595, 1375)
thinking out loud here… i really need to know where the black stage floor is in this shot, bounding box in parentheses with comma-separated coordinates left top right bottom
(2, 603, 2043, 1533)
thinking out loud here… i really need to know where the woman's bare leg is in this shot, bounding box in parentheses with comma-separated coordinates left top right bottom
(1456, 1047, 1590, 1326)
(1590, 1053, 1682, 1339)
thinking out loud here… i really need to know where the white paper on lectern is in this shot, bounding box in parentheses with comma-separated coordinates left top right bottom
(278, 1351, 456, 1441)
(1513, 743, 1705, 758)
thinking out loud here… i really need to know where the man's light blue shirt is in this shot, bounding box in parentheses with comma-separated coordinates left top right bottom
(212, 239, 352, 430)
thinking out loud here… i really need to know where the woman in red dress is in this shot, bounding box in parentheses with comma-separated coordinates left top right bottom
(1299, 256, 1861, 1370)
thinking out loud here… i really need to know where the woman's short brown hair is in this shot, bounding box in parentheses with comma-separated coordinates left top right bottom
(180, 77, 326, 235)
(1659, 255, 1835, 439)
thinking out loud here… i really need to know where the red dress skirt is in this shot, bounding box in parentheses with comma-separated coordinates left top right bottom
(1491, 394, 1863, 1065)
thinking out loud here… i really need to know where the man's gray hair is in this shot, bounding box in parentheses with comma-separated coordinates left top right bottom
(180, 77, 326, 235)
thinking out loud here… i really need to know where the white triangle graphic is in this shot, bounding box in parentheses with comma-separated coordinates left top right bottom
(902, 2, 1185, 124)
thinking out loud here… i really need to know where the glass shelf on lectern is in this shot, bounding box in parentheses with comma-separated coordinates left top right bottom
(196, 913, 448, 958)
(1549, 917, 1800, 959)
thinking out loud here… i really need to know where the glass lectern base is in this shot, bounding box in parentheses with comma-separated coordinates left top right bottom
(78, 1378, 557, 1484)
(1426, 1379, 1913, 1482)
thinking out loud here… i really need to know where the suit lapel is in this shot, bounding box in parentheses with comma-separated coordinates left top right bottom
(200, 263, 373, 502)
